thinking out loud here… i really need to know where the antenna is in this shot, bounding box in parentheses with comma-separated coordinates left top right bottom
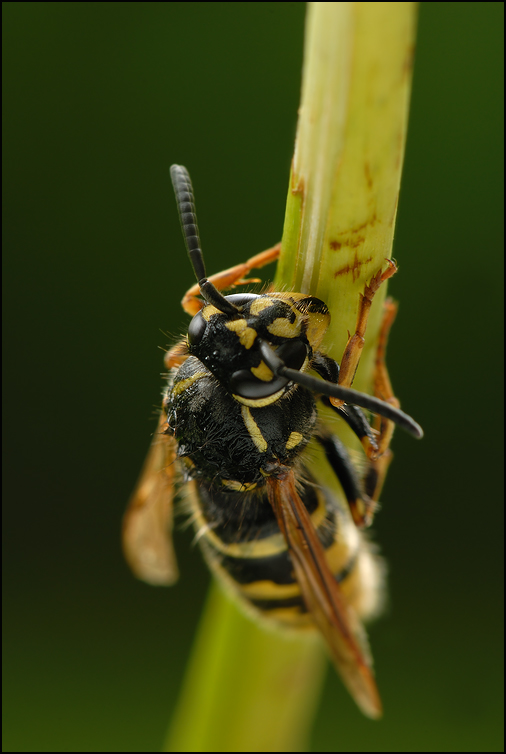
(258, 339, 423, 438)
(170, 164, 239, 316)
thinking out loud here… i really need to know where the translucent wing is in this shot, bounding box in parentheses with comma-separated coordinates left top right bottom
(266, 469, 382, 719)
(122, 412, 178, 586)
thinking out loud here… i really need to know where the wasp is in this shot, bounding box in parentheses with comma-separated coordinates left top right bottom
(123, 165, 423, 719)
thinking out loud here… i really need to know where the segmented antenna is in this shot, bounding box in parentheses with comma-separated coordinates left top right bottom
(170, 165, 239, 315)
(170, 164, 206, 281)
(258, 339, 423, 439)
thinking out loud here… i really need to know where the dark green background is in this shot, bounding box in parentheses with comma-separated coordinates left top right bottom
(3, 3, 503, 752)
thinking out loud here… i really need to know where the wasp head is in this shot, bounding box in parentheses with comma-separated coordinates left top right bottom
(187, 293, 329, 403)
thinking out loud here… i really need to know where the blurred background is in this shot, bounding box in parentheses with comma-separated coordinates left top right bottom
(3, 3, 503, 752)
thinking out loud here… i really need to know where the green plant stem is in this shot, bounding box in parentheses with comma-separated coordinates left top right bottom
(165, 3, 417, 751)
(165, 582, 326, 753)
(278, 2, 417, 388)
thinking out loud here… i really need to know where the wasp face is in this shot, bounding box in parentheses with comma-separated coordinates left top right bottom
(187, 293, 312, 401)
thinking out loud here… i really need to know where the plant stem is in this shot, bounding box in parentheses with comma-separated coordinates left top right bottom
(165, 3, 417, 750)
(165, 582, 326, 753)
(279, 2, 417, 390)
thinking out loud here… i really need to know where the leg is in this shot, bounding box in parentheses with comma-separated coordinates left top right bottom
(318, 298, 400, 526)
(312, 352, 378, 458)
(181, 242, 281, 316)
(317, 433, 376, 528)
(331, 296, 400, 461)
(330, 259, 397, 408)
(164, 339, 189, 370)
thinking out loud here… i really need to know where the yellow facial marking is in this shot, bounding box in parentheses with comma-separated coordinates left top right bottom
(250, 361, 274, 382)
(249, 297, 277, 316)
(172, 371, 208, 396)
(241, 406, 268, 453)
(305, 311, 330, 349)
(267, 317, 301, 339)
(285, 431, 304, 450)
(225, 318, 257, 349)
(262, 293, 330, 348)
(233, 387, 286, 408)
(201, 305, 222, 321)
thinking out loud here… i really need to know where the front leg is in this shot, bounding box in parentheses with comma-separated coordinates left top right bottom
(181, 242, 281, 316)
(330, 259, 397, 407)
(314, 298, 401, 526)
(312, 352, 378, 459)
(314, 293, 401, 463)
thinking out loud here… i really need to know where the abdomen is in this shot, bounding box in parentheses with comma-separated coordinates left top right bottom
(185, 473, 384, 628)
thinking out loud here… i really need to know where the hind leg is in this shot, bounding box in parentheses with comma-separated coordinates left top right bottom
(362, 297, 399, 502)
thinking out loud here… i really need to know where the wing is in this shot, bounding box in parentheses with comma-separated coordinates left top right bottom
(266, 469, 382, 719)
(122, 412, 179, 586)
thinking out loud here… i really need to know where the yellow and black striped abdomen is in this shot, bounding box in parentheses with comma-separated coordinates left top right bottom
(187, 474, 380, 627)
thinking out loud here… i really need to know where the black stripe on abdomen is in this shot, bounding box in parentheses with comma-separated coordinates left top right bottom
(218, 548, 296, 585)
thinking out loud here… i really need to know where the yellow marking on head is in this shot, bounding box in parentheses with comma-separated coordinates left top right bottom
(225, 318, 247, 334)
(249, 297, 277, 316)
(267, 317, 301, 339)
(172, 371, 208, 396)
(250, 361, 274, 382)
(233, 388, 286, 408)
(285, 431, 304, 450)
(305, 311, 330, 349)
(265, 292, 330, 348)
(241, 406, 268, 452)
(221, 479, 258, 492)
(225, 318, 257, 349)
(201, 305, 222, 321)
(238, 580, 300, 600)
(300, 356, 310, 372)
(266, 292, 304, 303)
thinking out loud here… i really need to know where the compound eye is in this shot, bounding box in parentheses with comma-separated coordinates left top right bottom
(276, 339, 307, 371)
(230, 369, 289, 399)
(188, 312, 206, 346)
(230, 369, 258, 394)
(223, 293, 259, 308)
